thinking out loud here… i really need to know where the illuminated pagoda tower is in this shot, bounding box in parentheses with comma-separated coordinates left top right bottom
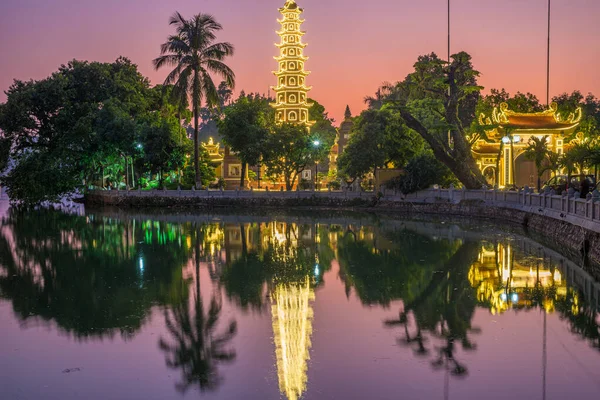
(271, 277, 315, 400)
(272, 0, 315, 128)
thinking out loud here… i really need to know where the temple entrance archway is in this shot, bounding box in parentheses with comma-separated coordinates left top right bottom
(514, 153, 550, 189)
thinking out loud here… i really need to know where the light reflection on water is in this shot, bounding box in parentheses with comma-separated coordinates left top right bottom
(0, 203, 599, 400)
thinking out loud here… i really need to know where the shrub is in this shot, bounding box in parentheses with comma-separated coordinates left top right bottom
(387, 153, 458, 194)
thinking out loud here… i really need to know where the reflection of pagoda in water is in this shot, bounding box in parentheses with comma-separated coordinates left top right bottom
(469, 243, 569, 314)
(271, 277, 315, 400)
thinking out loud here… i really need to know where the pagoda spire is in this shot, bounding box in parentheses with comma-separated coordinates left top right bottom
(344, 105, 352, 120)
(271, 0, 314, 127)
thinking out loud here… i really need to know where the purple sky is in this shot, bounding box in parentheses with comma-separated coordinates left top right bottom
(1, 0, 599, 123)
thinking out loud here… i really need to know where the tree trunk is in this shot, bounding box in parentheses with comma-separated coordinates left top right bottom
(194, 104, 200, 189)
(240, 223, 247, 257)
(399, 109, 485, 189)
(124, 156, 129, 189)
(178, 111, 182, 184)
(240, 163, 246, 190)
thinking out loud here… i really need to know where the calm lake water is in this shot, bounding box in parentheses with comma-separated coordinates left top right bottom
(1, 201, 600, 400)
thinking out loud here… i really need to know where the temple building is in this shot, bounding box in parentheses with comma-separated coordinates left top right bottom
(329, 106, 353, 172)
(474, 102, 582, 188)
(272, 0, 315, 127)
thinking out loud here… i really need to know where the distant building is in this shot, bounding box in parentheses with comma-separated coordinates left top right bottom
(329, 105, 353, 172)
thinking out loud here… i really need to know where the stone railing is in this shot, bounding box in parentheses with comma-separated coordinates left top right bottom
(398, 187, 600, 233)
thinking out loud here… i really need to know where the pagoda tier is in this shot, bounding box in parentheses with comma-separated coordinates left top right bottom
(271, 0, 314, 127)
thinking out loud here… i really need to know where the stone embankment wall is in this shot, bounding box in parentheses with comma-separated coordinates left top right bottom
(85, 190, 600, 267)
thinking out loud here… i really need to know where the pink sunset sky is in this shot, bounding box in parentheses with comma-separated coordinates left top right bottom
(1, 0, 599, 124)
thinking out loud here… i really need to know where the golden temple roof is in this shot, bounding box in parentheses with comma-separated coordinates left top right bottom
(479, 102, 582, 132)
(279, 0, 304, 12)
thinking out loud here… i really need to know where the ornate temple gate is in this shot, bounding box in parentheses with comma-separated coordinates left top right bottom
(474, 103, 582, 189)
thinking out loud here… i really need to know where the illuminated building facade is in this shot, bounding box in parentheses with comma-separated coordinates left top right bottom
(272, 0, 315, 127)
(474, 103, 582, 188)
(201, 137, 249, 190)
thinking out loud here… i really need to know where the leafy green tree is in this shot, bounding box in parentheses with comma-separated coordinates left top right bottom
(0, 58, 152, 204)
(338, 107, 423, 184)
(263, 123, 315, 191)
(523, 135, 550, 192)
(138, 114, 187, 187)
(553, 91, 600, 142)
(154, 12, 235, 189)
(381, 52, 486, 189)
(562, 143, 591, 185)
(308, 98, 337, 164)
(218, 94, 272, 188)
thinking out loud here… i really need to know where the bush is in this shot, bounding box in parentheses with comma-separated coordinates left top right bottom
(387, 153, 458, 194)
(299, 178, 311, 190)
(327, 180, 341, 190)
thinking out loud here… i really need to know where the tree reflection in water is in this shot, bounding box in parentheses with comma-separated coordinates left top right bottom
(0, 209, 191, 340)
(2, 208, 599, 398)
(159, 223, 237, 393)
(159, 294, 237, 393)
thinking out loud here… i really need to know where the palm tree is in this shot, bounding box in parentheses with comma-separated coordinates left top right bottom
(154, 12, 235, 189)
(523, 135, 550, 192)
(159, 295, 237, 393)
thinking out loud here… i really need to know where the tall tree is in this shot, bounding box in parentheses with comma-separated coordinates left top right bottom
(383, 52, 486, 189)
(0, 58, 152, 204)
(154, 12, 235, 189)
(263, 123, 315, 191)
(338, 107, 423, 184)
(218, 94, 272, 188)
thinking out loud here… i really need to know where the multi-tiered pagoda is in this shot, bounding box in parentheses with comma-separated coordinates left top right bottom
(272, 0, 314, 127)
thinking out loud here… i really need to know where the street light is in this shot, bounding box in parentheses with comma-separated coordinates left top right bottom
(312, 140, 321, 190)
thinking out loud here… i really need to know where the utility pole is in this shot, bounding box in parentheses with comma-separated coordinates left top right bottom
(448, 0, 451, 63)
(546, 0, 551, 106)
(447, 0, 453, 149)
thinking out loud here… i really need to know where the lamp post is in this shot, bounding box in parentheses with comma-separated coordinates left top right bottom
(313, 140, 321, 191)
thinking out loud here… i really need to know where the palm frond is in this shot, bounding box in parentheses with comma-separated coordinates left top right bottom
(153, 54, 184, 70)
(205, 60, 235, 89)
(203, 42, 235, 59)
(200, 70, 219, 109)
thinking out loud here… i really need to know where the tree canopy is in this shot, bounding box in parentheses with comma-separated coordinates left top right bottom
(338, 106, 424, 183)
(0, 58, 202, 205)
